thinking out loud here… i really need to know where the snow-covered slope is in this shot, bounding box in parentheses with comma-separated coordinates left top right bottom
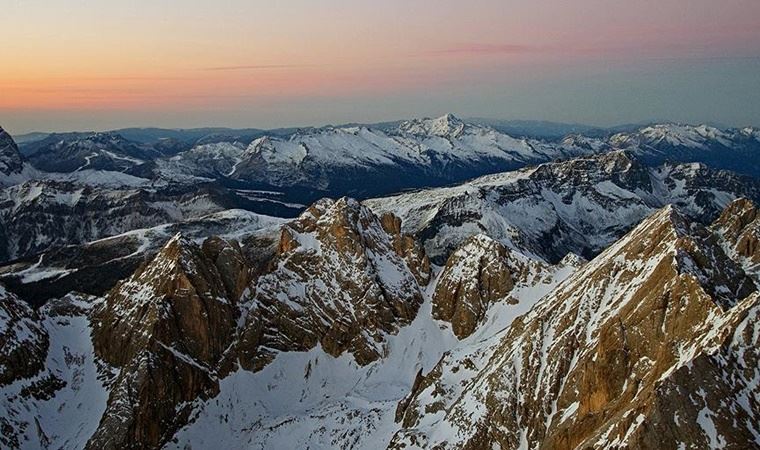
(366, 151, 760, 264)
(0, 180, 240, 263)
(610, 123, 760, 177)
(391, 205, 760, 449)
(155, 141, 247, 179)
(3, 197, 760, 449)
(168, 244, 578, 450)
(0, 209, 286, 305)
(0, 293, 108, 450)
(224, 114, 595, 197)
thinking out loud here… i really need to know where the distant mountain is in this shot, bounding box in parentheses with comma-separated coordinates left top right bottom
(21, 132, 165, 172)
(366, 150, 760, 264)
(222, 114, 597, 198)
(3, 116, 760, 274)
(467, 118, 607, 139)
(10, 131, 50, 145)
(0, 128, 24, 176)
(12, 117, 760, 195)
(610, 123, 760, 176)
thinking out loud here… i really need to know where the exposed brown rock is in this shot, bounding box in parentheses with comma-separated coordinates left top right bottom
(432, 234, 514, 338)
(88, 233, 249, 450)
(713, 197, 760, 269)
(202, 236, 250, 300)
(0, 285, 48, 386)
(381, 212, 431, 286)
(238, 197, 427, 369)
(391, 205, 760, 450)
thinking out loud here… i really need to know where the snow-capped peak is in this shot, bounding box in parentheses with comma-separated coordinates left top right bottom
(612, 123, 732, 149)
(397, 113, 467, 137)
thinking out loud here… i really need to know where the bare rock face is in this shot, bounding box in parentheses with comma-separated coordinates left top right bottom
(0, 285, 48, 386)
(0, 128, 24, 176)
(380, 212, 431, 285)
(391, 205, 760, 449)
(238, 197, 428, 369)
(713, 197, 760, 273)
(366, 151, 760, 265)
(432, 234, 515, 339)
(88, 233, 250, 450)
(0, 293, 100, 450)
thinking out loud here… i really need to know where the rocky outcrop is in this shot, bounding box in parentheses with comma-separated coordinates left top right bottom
(392, 205, 760, 449)
(366, 151, 760, 264)
(0, 128, 24, 176)
(380, 212, 431, 285)
(88, 233, 250, 450)
(432, 234, 514, 338)
(86, 197, 429, 447)
(0, 179, 254, 264)
(238, 197, 429, 369)
(713, 197, 760, 275)
(0, 285, 48, 386)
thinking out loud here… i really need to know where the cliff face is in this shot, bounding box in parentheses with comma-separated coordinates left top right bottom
(238, 197, 429, 369)
(3, 196, 760, 450)
(0, 285, 48, 387)
(89, 234, 248, 449)
(0, 128, 24, 177)
(392, 206, 760, 449)
(432, 235, 515, 339)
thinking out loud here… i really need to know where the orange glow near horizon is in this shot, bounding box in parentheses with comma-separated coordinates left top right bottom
(2, 0, 760, 132)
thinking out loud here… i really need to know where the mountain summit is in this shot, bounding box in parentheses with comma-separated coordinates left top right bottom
(0, 127, 24, 176)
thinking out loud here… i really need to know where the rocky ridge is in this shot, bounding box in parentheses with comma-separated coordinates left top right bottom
(238, 197, 429, 369)
(88, 233, 248, 449)
(2, 198, 760, 449)
(81, 197, 428, 448)
(391, 205, 760, 449)
(1, 139, 760, 449)
(0, 128, 24, 177)
(366, 150, 760, 264)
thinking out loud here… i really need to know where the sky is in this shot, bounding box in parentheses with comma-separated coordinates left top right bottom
(2, 0, 760, 134)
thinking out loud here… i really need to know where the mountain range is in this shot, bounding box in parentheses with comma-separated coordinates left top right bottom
(1, 115, 760, 449)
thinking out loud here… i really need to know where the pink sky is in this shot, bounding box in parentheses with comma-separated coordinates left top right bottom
(2, 0, 760, 132)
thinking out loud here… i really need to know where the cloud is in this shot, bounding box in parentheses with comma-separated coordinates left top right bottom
(202, 64, 314, 71)
(425, 43, 543, 56)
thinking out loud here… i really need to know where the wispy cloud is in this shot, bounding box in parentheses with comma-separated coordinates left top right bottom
(424, 43, 544, 56)
(202, 64, 314, 71)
